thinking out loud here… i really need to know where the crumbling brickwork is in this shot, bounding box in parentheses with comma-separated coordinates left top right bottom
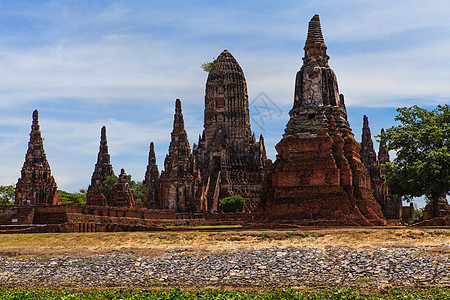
(144, 142, 160, 209)
(193, 50, 267, 212)
(158, 99, 199, 212)
(262, 15, 386, 226)
(86, 126, 114, 206)
(360, 118, 403, 221)
(108, 169, 135, 208)
(15, 110, 60, 205)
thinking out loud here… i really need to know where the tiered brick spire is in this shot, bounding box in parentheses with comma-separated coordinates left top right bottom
(378, 128, 390, 165)
(193, 50, 267, 212)
(144, 142, 159, 208)
(304, 14, 328, 61)
(263, 15, 386, 226)
(360, 115, 380, 190)
(86, 126, 114, 206)
(158, 99, 197, 211)
(15, 110, 60, 205)
(360, 116, 389, 215)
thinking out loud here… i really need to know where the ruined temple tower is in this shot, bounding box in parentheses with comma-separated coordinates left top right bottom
(158, 99, 198, 212)
(360, 115, 382, 203)
(359, 119, 403, 221)
(144, 142, 160, 209)
(86, 126, 115, 206)
(263, 15, 385, 226)
(193, 50, 267, 212)
(15, 110, 60, 205)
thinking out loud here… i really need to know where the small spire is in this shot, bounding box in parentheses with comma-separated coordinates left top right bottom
(101, 126, 106, 139)
(303, 14, 328, 61)
(99, 126, 109, 160)
(148, 142, 156, 164)
(173, 99, 185, 132)
(306, 14, 324, 44)
(150, 141, 155, 154)
(32, 110, 39, 124)
(378, 128, 390, 164)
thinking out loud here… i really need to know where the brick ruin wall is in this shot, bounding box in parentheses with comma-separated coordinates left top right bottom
(0, 204, 253, 233)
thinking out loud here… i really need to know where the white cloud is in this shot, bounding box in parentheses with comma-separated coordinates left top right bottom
(0, 0, 449, 197)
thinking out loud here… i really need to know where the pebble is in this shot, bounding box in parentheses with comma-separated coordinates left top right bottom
(0, 247, 448, 288)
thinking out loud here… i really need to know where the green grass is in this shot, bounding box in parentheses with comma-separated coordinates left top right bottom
(0, 288, 448, 299)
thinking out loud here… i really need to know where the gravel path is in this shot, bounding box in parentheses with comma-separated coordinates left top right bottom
(0, 247, 449, 288)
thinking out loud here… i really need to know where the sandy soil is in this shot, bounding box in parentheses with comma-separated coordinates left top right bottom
(0, 227, 448, 257)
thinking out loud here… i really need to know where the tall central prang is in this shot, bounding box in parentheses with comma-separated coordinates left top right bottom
(193, 50, 267, 212)
(202, 50, 252, 148)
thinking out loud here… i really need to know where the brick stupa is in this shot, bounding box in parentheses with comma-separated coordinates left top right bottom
(193, 50, 267, 212)
(158, 99, 198, 212)
(263, 15, 386, 226)
(15, 110, 60, 205)
(86, 126, 114, 206)
(360, 116, 383, 207)
(144, 142, 160, 209)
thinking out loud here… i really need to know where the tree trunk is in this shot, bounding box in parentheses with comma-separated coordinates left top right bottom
(432, 195, 440, 218)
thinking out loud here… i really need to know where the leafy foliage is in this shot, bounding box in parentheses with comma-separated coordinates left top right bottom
(201, 59, 217, 72)
(99, 175, 119, 200)
(379, 105, 450, 216)
(127, 176, 147, 205)
(57, 190, 86, 204)
(219, 195, 245, 213)
(99, 175, 146, 204)
(0, 184, 15, 205)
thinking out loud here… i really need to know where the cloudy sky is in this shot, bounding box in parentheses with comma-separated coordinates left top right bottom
(1, 1, 449, 207)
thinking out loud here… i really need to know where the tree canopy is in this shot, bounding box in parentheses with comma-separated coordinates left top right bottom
(58, 190, 86, 204)
(380, 104, 449, 217)
(99, 175, 146, 205)
(0, 185, 15, 205)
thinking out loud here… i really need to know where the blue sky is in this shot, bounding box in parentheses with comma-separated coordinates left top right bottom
(1, 1, 449, 208)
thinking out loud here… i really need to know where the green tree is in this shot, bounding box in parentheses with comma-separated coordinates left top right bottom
(99, 175, 119, 200)
(57, 190, 86, 204)
(99, 175, 146, 205)
(0, 185, 15, 205)
(219, 195, 245, 213)
(127, 176, 147, 205)
(201, 59, 217, 72)
(380, 105, 450, 218)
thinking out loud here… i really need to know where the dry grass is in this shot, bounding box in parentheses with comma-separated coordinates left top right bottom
(0, 227, 448, 257)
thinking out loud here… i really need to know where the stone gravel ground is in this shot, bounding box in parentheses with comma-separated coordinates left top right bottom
(0, 246, 449, 289)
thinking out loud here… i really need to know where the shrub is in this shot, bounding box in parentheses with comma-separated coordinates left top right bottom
(219, 195, 245, 213)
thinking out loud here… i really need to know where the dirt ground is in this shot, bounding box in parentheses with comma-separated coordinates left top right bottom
(0, 227, 448, 258)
